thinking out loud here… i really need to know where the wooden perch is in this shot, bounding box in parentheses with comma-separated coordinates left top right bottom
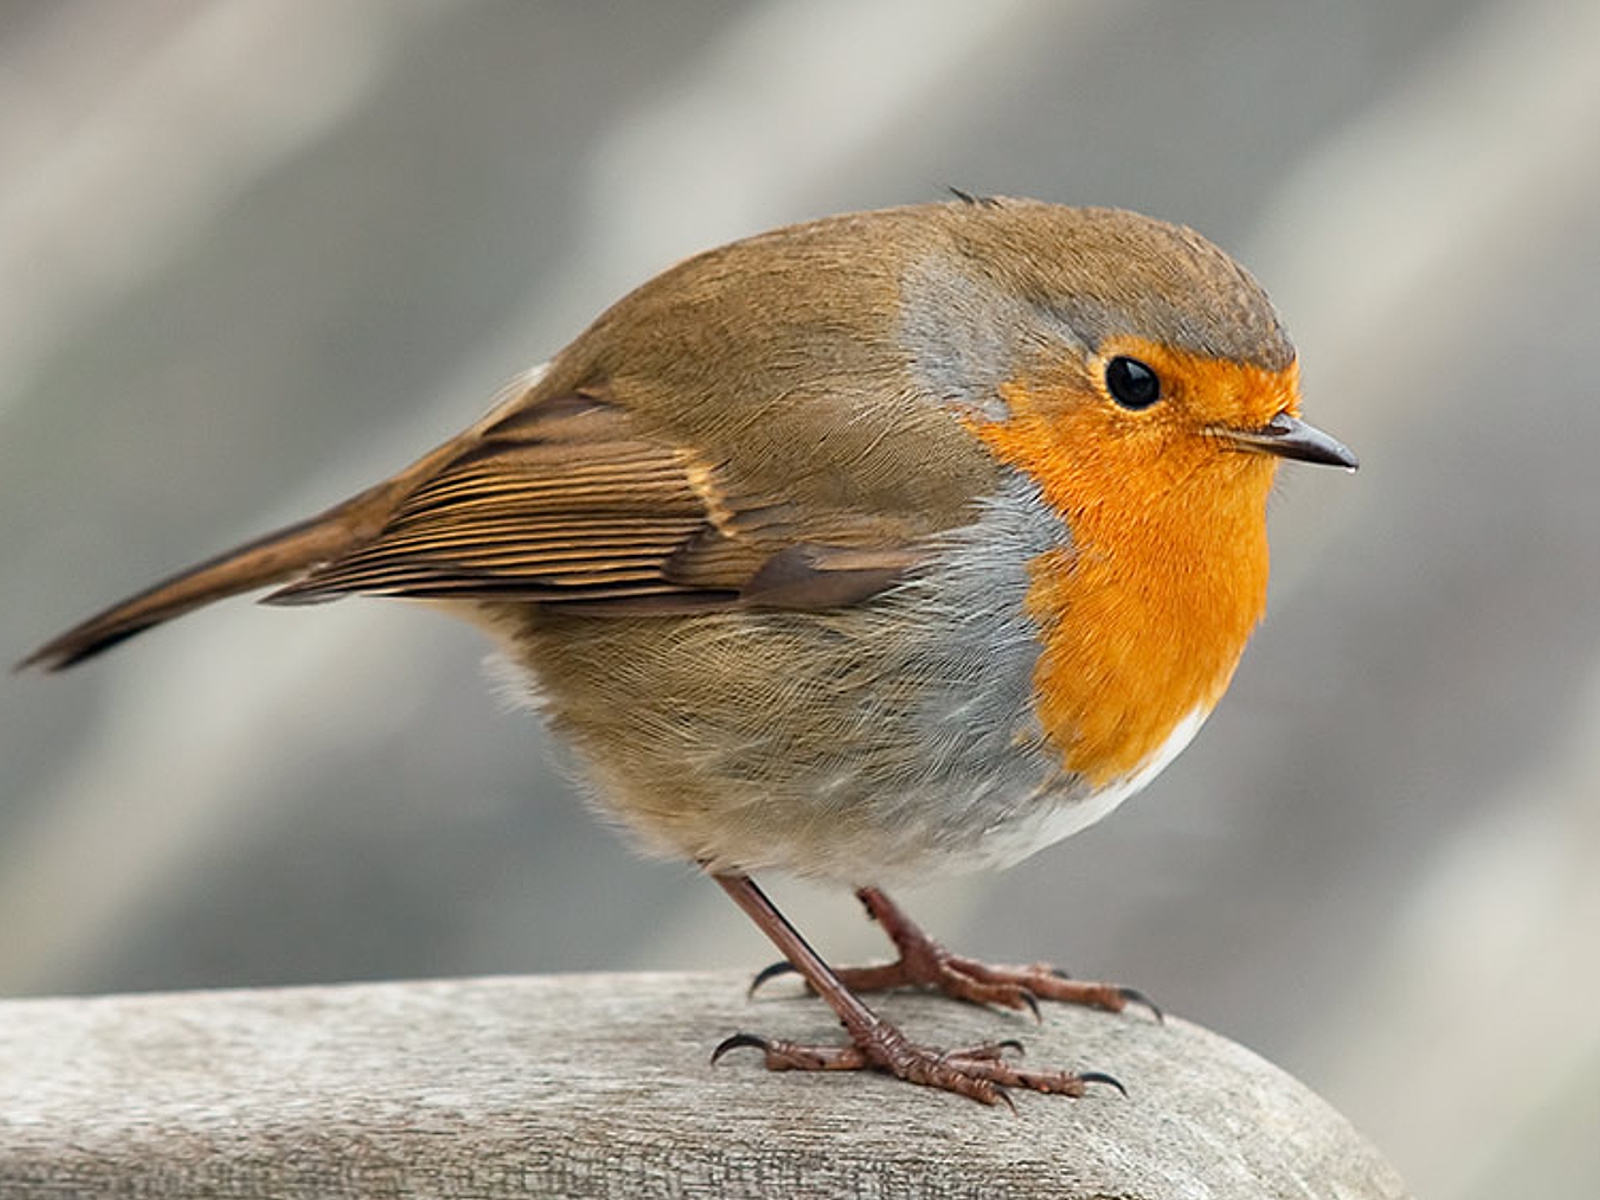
(0, 971, 1409, 1198)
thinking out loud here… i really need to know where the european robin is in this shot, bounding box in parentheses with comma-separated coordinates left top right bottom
(22, 196, 1356, 1106)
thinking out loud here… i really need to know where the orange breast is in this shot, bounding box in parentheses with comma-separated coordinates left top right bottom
(967, 356, 1286, 787)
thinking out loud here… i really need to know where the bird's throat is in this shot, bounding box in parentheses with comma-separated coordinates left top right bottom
(966, 401, 1276, 788)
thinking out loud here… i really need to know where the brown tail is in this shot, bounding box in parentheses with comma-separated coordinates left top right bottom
(19, 370, 559, 673)
(18, 487, 392, 672)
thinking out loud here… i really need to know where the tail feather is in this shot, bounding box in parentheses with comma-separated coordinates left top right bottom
(19, 370, 554, 673)
(18, 500, 375, 673)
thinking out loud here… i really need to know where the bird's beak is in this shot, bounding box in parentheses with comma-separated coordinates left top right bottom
(1219, 411, 1359, 470)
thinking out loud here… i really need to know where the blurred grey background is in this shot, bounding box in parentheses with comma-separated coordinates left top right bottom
(2, 1, 1597, 1195)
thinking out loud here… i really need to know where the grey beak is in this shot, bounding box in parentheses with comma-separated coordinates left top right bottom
(1223, 411, 1359, 470)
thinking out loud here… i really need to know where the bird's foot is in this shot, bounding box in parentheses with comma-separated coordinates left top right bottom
(751, 886, 1160, 1021)
(712, 1022, 1124, 1108)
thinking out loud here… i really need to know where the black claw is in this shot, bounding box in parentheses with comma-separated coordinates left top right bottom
(1118, 986, 1164, 1024)
(1018, 990, 1042, 1022)
(747, 960, 797, 997)
(996, 1038, 1025, 1057)
(996, 1086, 1018, 1114)
(711, 1032, 769, 1065)
(1051, 967, 1074, 980)
(1078, 1070, 1128, 1098)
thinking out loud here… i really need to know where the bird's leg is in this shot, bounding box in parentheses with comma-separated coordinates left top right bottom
(751, 885, 1158, 1020)
(711, 873, 1118, 1106)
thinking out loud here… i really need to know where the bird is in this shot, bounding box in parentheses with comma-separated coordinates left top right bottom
(20, 195, 1356, 1106)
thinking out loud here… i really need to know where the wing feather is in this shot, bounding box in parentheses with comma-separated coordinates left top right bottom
(268, 389, 922, 610)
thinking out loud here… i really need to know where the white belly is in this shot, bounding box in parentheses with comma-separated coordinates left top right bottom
(962, 706, 1211, 873)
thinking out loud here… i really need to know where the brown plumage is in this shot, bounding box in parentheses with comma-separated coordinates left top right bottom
(21, 197, 1356, 1104)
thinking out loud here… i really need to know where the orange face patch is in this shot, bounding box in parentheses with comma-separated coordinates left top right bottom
(965, 345, 1299, 786)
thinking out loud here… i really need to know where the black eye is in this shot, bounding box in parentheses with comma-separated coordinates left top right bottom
(1105, 356, 1161, 409)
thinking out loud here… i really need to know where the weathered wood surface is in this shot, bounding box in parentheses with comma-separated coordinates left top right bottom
(0, 971, 1408, 1198)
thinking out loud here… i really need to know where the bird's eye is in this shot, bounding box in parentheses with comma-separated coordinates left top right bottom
(1105, 356, 1161, 410)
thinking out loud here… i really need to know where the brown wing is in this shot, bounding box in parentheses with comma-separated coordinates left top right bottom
(266, 390, 916, 610)
(19, 385, 933, 671)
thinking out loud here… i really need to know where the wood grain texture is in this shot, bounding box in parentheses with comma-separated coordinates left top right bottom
(0, 971, 1410, 1199)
